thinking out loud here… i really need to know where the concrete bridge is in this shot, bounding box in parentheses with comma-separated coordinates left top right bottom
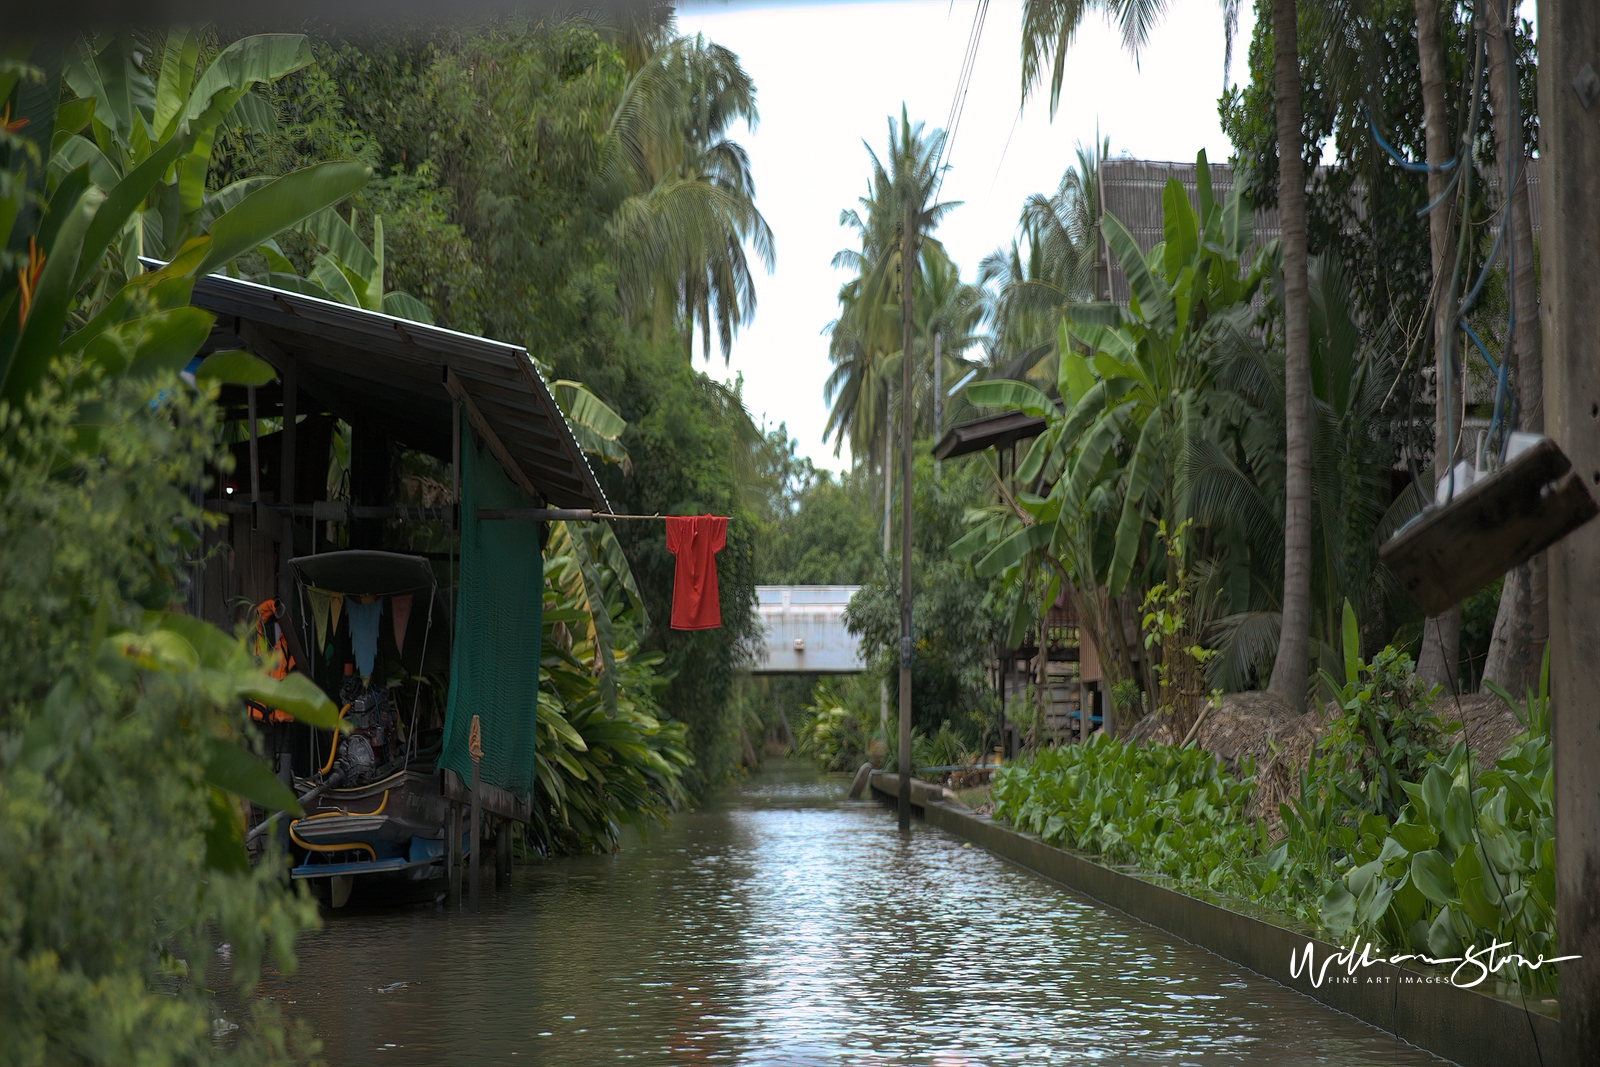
(751, 586, 866, 674)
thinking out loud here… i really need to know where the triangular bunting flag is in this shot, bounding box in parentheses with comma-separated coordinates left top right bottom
(391, 593, 413, 656)
(308, 588, 331, 652)
(329, 592, 344, 644)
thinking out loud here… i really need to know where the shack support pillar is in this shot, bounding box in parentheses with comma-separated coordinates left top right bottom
(1538, 3, 1600, 1061)
(495, 823, 512, 889)
(446, 801, 460, 906)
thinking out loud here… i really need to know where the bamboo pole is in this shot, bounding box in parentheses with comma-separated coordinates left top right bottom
(897, 199, 916, 834)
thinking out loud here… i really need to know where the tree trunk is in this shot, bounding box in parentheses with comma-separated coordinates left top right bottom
(1413, 0, 1461, 691)
(1480, 0, 1547, 694)
(1268, 0, 1314, 709)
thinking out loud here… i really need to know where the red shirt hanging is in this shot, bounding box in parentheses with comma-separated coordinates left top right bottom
(665, 515, 727, 630)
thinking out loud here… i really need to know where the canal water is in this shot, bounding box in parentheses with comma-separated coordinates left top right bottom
(267, 763, 1449, 1065)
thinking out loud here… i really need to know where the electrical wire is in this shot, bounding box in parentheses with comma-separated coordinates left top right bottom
(932, 0, 990, 207)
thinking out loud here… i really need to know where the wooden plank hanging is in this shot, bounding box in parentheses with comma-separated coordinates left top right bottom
(1380, 437, 1599, 616)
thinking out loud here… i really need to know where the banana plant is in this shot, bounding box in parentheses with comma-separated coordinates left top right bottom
(3, 43, 359, 869)
(953, 150, 1270, 690)
(1, 36, 369, 405)
(257, 207, 435, 323)
(55, 33, 319, 278)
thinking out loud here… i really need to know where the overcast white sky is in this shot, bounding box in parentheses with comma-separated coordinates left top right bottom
(674, 0, 1262, 472)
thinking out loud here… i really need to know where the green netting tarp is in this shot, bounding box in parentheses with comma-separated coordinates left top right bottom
(441, 422, 542, 799)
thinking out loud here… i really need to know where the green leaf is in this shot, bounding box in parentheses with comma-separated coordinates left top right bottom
(49, 133, 120, 191)
(1441, 781, 1475, 854)
(75, 132, 193, 292)
(153, 29, 200, 140)
(381, 290, 435, 325)
(150, 611, 238, 670)
(237, 671, 341, 729)
(1103, 210, 1173, 332)
(1160, 177, 1199, 283)
(195, 160, 372, 277)
(1, 183, 105, 404)
(309, 251, 362, 306)
(1107, 412, 1164, 595)
(299, 204, 378, 279)
(365, 214, 385, 311)
(1321, 881, 1357, 936)
(82, 307, 214, 380)
(203, 737, 302, 816)
(199, 177, 274, 232)
(205, 785, 250, 874)
(975, 522, 1052, 578)
(966, 378, 1055, 419)
(1428, 905, 1463, 957)
(184, 35, 312, 126)
(1057, 326, 1097, 405)
(1390, 821, 1438, 854)
(196, 349, 277, 386)
(1341, 599, 1360, 687)
(1412, 849, 1456, 906)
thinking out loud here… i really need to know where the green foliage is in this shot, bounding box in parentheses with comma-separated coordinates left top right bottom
(845, 452, 1001, 747)
(533, 572, 692, 853)
(0, 373, 322, 1064)
(1316, 609, 1450, 821)
(1315, 656, 1557, 992)
(1315, 734, 1556, 994)
(992, 736, 1266, 896)
(993, 640, 1555, 991)
(796, 676, 881, 772)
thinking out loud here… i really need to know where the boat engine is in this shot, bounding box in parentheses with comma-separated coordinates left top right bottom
(335, 672, 398, 787)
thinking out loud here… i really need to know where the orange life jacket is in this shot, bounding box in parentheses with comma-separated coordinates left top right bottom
(248, 598, 296, 724)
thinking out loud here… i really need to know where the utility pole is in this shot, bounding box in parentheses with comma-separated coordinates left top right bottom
(1539, 3, 1600, 1061)
(897, 202, 916, 833)
(933, 332, 943, 481)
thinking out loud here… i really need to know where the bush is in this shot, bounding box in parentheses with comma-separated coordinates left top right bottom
(0, 374, 320, 1063)
(992, 735, 1265, 896)
(796, 676, 881, 772)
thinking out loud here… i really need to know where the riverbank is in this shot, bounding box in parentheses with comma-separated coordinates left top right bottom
(870, 770, 1558, 1067)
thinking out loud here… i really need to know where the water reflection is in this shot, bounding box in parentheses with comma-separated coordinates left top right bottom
(265, 763, 1447, 1065)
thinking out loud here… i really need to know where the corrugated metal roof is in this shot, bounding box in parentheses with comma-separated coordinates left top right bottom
(177, 268, 607, 511)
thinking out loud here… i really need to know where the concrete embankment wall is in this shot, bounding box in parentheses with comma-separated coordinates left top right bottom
(868, 771, 1559, 1067)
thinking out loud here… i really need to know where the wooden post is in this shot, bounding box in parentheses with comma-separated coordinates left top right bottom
(1537, 3, 1600, 1060)
(446, 800, 460, 906)
(896, 197, 915, 833)
(277, 357, 298, 606)
(247, 385, 261, 531)
(469, 714, 482, 910)
(494, 823, 512, 889)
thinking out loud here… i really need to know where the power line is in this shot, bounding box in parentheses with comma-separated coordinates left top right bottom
(933, 0, 989, 206)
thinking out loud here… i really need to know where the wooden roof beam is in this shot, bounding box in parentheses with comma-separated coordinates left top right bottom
(444, 367, 541, 502)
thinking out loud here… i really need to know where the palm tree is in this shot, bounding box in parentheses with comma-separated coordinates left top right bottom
(824, 108, 958, 467)
(979, 137, 1107, 391)
(1021, 1, 1174, 115)
(1265, 0, 1315, 708)
(605, 34, 776, 363)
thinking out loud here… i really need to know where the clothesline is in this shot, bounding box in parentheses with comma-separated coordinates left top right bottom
(475, 507, 721, 522)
